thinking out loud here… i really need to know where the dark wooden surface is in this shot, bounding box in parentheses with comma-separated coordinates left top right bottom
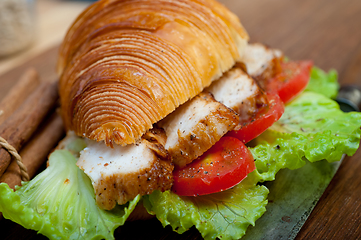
(1, 0, 361, 239)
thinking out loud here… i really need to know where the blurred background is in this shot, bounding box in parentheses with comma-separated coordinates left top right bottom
(0, 0, 90, 76)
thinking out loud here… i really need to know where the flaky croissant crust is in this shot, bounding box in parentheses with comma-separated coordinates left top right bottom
(58, 0, 249, 146)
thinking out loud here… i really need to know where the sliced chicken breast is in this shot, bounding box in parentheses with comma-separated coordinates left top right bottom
(206, 67, 268, 125)
(241, 43, 283, 89)
(158, 92, 238, 167)
(77, 138, 173, 210)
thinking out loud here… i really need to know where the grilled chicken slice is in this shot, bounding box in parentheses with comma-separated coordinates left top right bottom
(77, 137, 173, 210)
(241, 43, 283, 89)
(158, 92, 238, 168)
(206, 67, 268, 126)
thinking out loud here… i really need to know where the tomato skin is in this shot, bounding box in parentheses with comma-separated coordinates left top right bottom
(227, 93, 284, 144)
(267, 60, 313, 103)
(172, 137, 255, 196)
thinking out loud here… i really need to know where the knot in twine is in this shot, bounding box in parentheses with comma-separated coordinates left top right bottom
(0, 136, 29, 181)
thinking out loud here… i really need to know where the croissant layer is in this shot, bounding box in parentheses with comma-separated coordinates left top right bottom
(58, 0, 249, 146)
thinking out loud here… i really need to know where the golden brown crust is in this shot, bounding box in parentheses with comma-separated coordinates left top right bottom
(58, 0, 249, 146)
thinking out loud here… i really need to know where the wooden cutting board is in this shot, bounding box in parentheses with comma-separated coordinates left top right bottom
(0, 0, 361, 239)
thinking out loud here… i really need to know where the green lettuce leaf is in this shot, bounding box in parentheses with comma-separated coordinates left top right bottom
(305, 66, 339, 98)
(144, 171, 268, 240)
(250, 134, 307, 181)
(0, 150, 140, 240)
(270, 91, 361, 159)
(252, 91, 361, 181)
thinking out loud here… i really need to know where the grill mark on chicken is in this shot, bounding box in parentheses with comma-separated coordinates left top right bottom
(206, 67, 268, 126)
(159, 92, 238, 167)
(241, 43, 283, 90)
(77, 137, 173, 210)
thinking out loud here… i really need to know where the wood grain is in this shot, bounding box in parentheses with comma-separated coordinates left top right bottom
(0, 0, 361, 239)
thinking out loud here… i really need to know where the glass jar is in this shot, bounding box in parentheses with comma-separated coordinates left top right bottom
(0, 0, 36, 57)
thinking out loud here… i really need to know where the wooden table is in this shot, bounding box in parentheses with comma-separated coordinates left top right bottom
(0, 0, 361, 239)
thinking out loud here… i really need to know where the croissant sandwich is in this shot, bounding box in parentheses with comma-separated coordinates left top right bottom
(1, 0, 361, 240)
(57, 0, 269, 209)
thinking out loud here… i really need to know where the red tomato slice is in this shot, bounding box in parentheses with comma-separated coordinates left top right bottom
(267, 60, 313, 103)
(227, 93, 284, 144)
(172, 137, 255, 196)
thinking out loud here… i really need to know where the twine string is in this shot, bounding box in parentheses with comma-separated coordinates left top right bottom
(0, 136, 29, 181)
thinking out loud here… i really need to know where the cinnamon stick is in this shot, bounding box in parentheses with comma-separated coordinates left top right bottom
(0, 68, 40, 125)
(0, 112, 65, 189)
(0, 81, 59, 177)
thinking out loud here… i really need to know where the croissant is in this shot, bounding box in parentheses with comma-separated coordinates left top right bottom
(57, 0, 249, 146)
